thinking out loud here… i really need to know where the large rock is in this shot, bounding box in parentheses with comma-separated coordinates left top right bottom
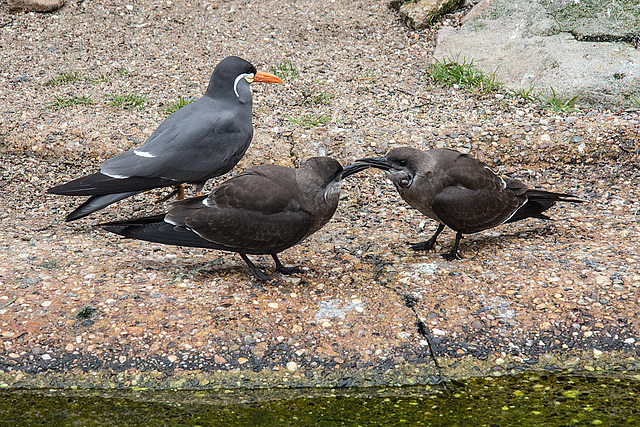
(8, 0, 65, 12)
(434, 0, 640, 109)
(391, 0, 464, 30)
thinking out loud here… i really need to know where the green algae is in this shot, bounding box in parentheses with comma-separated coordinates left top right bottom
(1, 372, 639, 426)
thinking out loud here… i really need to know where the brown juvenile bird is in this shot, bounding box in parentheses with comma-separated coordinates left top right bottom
(101, 157, 368, 280)
(357, 146, 584, 260)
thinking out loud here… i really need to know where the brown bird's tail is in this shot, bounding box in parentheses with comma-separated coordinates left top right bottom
(100, 215, 229, 250)
(505, 189, 584, 224)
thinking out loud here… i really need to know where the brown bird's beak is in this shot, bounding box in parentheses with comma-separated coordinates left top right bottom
(341, 163, 370, 179)
(252, 70, 284, 84)
(355, 157, 391, 171)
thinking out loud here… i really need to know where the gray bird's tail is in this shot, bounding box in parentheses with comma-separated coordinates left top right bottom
(506, 189, 584, 224)
(65, 192, 139, 222)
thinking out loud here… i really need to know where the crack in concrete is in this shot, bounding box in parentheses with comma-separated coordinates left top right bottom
(364, 254, 445, 385)
(570, 31, 640, 48)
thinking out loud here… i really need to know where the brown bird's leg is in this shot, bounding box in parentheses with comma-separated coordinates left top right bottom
(271, 254, 303, 275)
(442, 232, 463, 261)
(409, 223, 445, 251)
(239, 254, 270, 281)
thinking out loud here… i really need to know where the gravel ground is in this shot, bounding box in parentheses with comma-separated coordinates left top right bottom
(1, 0, 640, 389)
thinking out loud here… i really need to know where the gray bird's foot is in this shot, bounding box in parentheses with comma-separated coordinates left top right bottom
(441, 250, 462, 261)
(409, 239, 436, 251)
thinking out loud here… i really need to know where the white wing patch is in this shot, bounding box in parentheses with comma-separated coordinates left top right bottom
(103, 172, 129, 179)
(134, 149, 157, 158)
(234, 73, 255, 98)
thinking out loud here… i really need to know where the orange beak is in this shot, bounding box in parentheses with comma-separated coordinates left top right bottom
(253, 70, 284, 84)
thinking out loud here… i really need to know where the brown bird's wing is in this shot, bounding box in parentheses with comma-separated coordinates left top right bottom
(167, 166, 313, 254)
(430, 155, 521, 234)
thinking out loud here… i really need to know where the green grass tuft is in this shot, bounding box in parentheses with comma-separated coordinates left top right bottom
(300, 89, 335, 106)
(47, 94, 94, 109)
(107, 93, 148, 110)
(286, 114, 330, 127)
(538, 87, 578, 112)
(270, 61, 299, 81)
(428, 55, 501, 92)
(45, 71, 83, 87)
(162, 96, 196, 115)
(114, 68, 133, 77)
(508, 84, 537, 102)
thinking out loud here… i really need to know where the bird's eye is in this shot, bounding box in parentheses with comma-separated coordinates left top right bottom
(397, 159, 408, 167)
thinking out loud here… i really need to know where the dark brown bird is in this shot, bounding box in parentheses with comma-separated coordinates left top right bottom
(357, 146, 584, 260)
(48, 56, 283, 221)
(101, 157, 368, 280)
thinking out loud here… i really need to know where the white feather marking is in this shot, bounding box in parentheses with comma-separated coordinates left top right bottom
(234, 73, 254, 98)
(484, 166, 506, 189)
(202, 198, 212, 207)
(134, 149, 157, 158)
(165, 216, 178, 226)
(323, 181, 341, 203)
(502, 195, 527, 224)
(103, 172, 129, 179)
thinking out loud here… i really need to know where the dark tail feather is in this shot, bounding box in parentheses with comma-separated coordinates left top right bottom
(48, 173, 172, 196)
(65, 192, 139, 221)
(505, 189, 584, 224)
(100, 216, 228, 250)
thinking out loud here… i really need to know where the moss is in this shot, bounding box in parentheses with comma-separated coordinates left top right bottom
(544, 0, 640, 39)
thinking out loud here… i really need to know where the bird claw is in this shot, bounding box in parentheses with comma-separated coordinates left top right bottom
(276, 265, 304, 275)
(441, 251, 462, 261)
(408, 240, 436, 251)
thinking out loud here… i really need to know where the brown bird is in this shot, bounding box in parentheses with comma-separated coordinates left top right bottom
(357, 146, 584, 260)
(101, 157, 368, 280)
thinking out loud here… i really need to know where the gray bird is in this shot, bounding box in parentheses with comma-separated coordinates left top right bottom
(101, 157, 368, 280)
(48, 56, 283, 221)
(357, 146, 584, 260)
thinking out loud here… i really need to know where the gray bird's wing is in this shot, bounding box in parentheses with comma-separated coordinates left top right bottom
(166, 166, 313, 253)
(430, 155, 520, 234)
(101, 98, 252, 184)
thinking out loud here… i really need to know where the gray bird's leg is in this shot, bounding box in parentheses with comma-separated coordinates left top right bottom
(175, 184, 186, 200)
(239, 254, 271, 281)
(272, 254, 303, 275)
(409, 223, 445, 251)
(155, 184, 185, 204)
(442, 232, 463, 261)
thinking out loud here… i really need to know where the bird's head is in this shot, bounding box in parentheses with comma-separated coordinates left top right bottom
(296, 158, 367, 207)
(206, 56, 283, 103)
(356, 147, 422, 189)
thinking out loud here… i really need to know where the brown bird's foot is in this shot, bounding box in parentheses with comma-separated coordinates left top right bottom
(272, 254, 303, 275)
(408, 223, 445, 252)
(441, 231, 463, 261)
(240, 254, 271, 281)
(441, 250, 462, 261)
(409, 238, 437, 251)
